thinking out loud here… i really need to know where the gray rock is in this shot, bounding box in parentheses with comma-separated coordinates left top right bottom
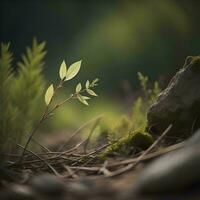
(126, 131, 200, 198)
(8, 184, 36, 200)
(30, 174, 66, 197)
(186, 129, 200, 146)
(67, 178, 96, 199)
(147, 56, 200, 136)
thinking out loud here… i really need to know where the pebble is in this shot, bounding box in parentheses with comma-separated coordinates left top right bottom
(6, 184, 35, 200)
(30, 174, 66, 197)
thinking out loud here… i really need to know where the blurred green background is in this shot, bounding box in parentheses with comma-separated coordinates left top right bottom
(1, 0, 200, 132)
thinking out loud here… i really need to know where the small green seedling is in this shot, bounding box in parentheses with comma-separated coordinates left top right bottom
(45, 60, 98, 107)
(20, 60, 99, 162)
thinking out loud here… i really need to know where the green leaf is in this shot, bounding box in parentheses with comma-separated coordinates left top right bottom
(59, 60, 67, 80)
(65, 60, 82, 81)
(86, 88, 98, 96)
(81, 96, 90, 100)
(45, 84, 54, 105)
(86, 80, 90, 88)
(76, 83, 82, 93)
(91, 78, 99, 86)
(77, 94, 89, 106)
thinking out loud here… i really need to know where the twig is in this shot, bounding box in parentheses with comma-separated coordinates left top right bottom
(72, 143, 109, 166)
(7, 129, 185, 180)
(106, 124, 173, 177)
(83, 117, 101, 154)
(69, 166, 100, 172)
(55, 138, 88, 159)
(17, 144, 60, 177)
(191, 116, 199, 135)
(98, 161, 112, 176)
(19, 119, 45, 163)
(58, 115, 103, 151)
(107, 141, 184, 168)
(63, 165, 78, 178)
(29, 135, 52, 153)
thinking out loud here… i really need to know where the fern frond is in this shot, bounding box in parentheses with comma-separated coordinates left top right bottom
(0, 43, 13, 82)
(12, 39, 46, 144)
(0, 43, 16, 154)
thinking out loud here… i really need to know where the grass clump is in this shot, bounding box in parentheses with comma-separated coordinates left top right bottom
(102, 72, 161, 157)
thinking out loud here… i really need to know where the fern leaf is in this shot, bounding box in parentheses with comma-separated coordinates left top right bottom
(0, 43, 16, 154)
(12, 39, 46, 144)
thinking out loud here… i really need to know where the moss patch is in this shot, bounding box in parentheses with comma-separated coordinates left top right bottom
(101, 130, 153, 157)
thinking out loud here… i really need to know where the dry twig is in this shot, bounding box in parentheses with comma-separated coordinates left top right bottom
(105, 124, 173, 177)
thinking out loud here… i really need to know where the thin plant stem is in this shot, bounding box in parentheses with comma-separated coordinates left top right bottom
(19, 82, 90, 163)
(19, 80, 64, 163)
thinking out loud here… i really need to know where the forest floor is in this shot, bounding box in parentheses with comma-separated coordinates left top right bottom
(0, 125, 187, 200)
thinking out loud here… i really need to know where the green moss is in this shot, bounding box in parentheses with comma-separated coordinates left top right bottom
(101, 130, 153, 157)
(101, 115, 153, 157)
(99, 72, 160, 158)
(131, 131, 153, 150)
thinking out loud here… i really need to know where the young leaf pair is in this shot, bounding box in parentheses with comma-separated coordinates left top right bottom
(59, 60, 82, 81)
(45, 60, 82, 106)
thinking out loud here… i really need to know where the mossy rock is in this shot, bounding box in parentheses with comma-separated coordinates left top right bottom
(130, 131, 153, 150)
(101, 131, 153, 157)
(147, 56, 200, 137)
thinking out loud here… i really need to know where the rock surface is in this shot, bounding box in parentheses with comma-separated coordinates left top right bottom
(126, 130, 200, 199)
(147, 56, 200, 136)
(30, 174, 66, 198)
